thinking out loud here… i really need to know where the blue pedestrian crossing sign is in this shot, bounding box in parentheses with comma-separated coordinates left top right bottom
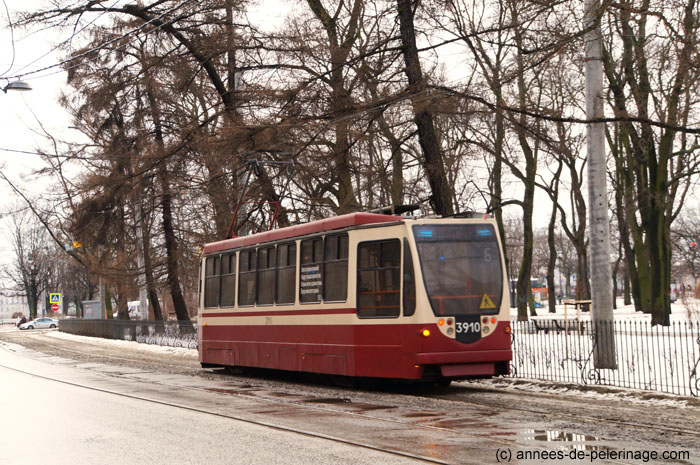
(49, 293, 62, 304)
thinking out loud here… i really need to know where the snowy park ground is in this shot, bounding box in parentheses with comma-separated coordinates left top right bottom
(508, 298, 700, 397)
(511, 296, 700, 322)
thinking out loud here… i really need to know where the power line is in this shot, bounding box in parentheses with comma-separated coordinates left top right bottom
(0, 0, 16, 79)
(5, 0, 193, 82)
(10, 0, 123, 77)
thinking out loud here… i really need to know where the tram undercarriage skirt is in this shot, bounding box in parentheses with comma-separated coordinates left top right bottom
(440, 363, 495, 378)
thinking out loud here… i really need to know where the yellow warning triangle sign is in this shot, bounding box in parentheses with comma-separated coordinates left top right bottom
(480, 294, 496, 309)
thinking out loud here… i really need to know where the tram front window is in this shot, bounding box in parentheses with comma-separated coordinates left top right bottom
(413, 224, 503, 316)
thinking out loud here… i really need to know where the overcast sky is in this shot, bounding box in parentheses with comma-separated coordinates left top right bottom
(3, 1, 695, 293)
(0, 0, 293, 285)
(0, 0, 72, 277)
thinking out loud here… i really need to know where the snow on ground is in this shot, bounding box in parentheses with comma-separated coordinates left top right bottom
(470, 378, 694, 408)
(47, 328, 197, 358)
(512, 297, 700, 321)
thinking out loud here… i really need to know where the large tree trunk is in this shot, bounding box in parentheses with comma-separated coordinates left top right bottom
(396, 0, 453, 216)
(306, 0, 361, 214)
(144, 76, 190, 322)
(157, 162, 191, 322)
(511, 6, 537, 321)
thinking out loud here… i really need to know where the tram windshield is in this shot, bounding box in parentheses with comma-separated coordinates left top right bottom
(413, 224, 503, 316)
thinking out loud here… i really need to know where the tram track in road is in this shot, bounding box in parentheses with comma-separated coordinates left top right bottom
(0, 360, 451, 465)
(4, 330, 700, 462)
(0, 335, 618, 465)
(422, 385, 700, 439)
(1, 336, 522, 445)
(1, 352, 646, 465)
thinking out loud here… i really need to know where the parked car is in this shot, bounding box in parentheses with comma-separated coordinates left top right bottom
(19, 318, 59, 330)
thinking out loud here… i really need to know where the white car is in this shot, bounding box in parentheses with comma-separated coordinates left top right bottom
(19, 318, 59, 330)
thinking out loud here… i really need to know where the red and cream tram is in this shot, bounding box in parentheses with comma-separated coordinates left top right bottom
(198, 212, 511, 382)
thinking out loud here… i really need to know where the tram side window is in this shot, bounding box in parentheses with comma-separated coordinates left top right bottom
(403, 239, 416, 316)
(357, 240, 401, 318)
(238, 249, 257, 306)
(300, 238, 323, 303)
(204, 256, 220, 308)
(220, 253, 236, 307)
(257, 246, 276, 305)
(323, 234, 348, 302)
(276, 243, 296, 304)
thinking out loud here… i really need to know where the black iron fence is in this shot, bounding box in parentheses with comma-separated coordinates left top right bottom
(510, 319, 700, 397)
(59, 319, 198, 350)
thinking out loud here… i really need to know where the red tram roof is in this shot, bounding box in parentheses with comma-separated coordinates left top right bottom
(203, 212, 402, 254)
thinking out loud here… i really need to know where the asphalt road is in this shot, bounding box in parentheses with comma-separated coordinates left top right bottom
(1, 326, 699, 465)
(0, 342, 423, 465)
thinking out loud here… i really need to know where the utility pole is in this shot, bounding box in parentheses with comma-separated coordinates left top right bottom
(135, 203, 149, 320)
(98, 244, 106, 319)
(584, 0, 616, 369)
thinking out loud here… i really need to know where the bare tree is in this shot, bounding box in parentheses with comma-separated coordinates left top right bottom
(602, 0, 700, 325)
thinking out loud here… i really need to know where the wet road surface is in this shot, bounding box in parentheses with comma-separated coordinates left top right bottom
(1, 328, 699, 464)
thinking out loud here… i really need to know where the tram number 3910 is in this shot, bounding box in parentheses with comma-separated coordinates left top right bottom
(455, 321, 481, 334)
(453, 316, 483, 342)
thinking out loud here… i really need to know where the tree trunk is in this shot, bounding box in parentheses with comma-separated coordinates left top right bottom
(396, 0, 453, 216)
(144, 76, 190, 322)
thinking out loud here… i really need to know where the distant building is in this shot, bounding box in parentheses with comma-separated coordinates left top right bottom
(0, 295, 30, 319)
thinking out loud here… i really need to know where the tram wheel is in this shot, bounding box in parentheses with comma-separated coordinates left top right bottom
(225, 365, 244, 375)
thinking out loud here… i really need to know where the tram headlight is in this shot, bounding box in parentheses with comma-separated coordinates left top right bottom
(421, 329, 431, 337)
(447, 327, 454, 336)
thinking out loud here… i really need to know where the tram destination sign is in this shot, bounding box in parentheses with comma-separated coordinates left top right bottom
(300, 265, 322, 301)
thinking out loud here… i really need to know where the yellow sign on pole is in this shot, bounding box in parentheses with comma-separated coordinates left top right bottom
(49, 293, 62, 304)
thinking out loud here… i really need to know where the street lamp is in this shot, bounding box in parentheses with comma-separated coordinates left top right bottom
(2, 80, 32, 93)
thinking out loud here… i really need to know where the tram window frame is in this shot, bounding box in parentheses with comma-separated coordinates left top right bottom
(323, 234, 348, 302)
(299, 237, 323, 303)
(356, 239, 401, 318)
(403, 238, 416, 317)
(204, 255, 220, 308)
(220, 252, 236, 307)
(256, 246, 276, 306)
(276, 242, 296, 305)
(238, 249, 257, 307)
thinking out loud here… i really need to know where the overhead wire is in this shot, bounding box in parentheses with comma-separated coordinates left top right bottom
(10, 0, 124, 77)
(4, 0, 194, 82)
(0, 0, 16, 78)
